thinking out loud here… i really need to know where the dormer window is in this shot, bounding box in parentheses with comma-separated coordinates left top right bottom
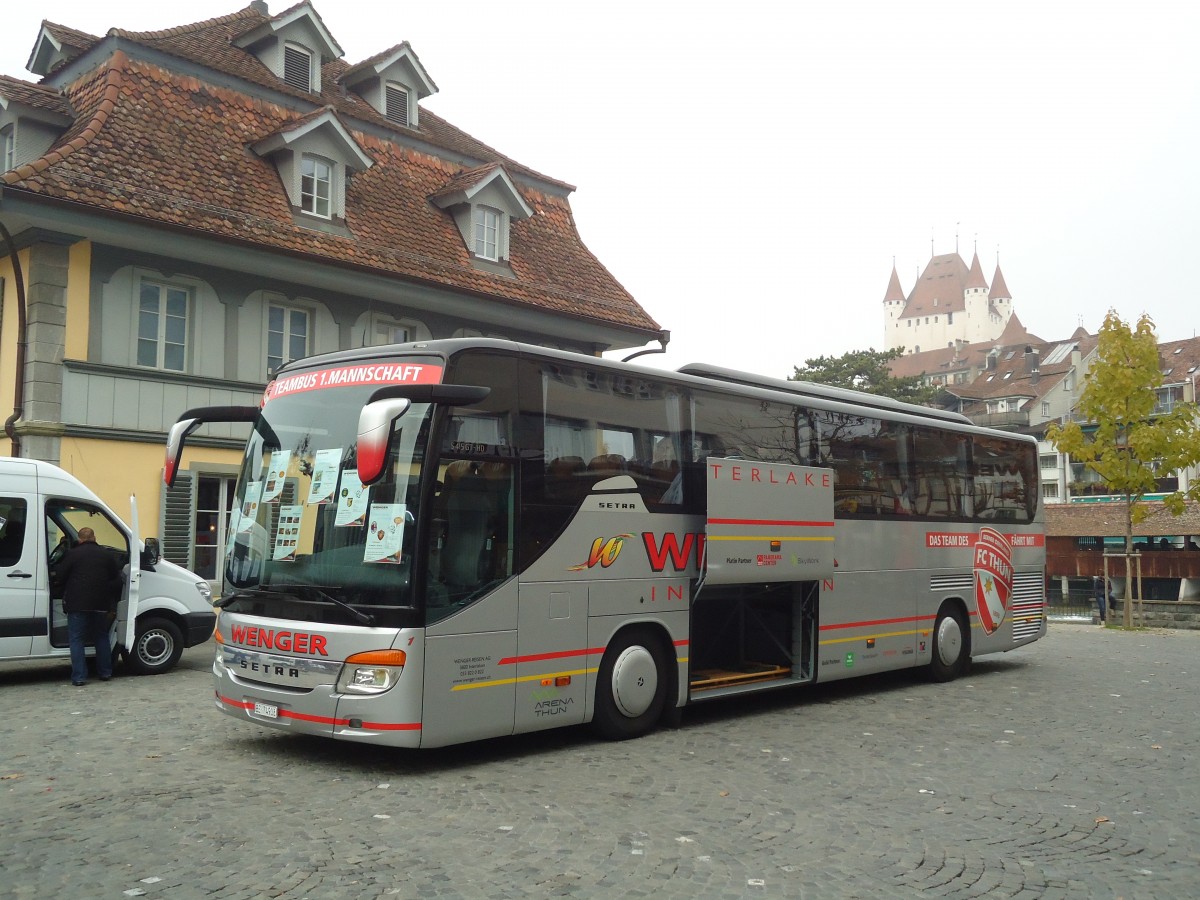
(0, 80, 73, 173)
(385, 82, 411, 126)
(300, 154, 332, 218)
(283, 42, 313, 92)
(232, 3, 343, 95)
(431, 164, 533, 269)
(474, 207, 500, 260)
(252, 109, 372, 227)
(339, 42, 437, 129)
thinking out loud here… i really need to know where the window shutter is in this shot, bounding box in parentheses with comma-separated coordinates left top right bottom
(283, 45, 312, 92)
(385, 84, 409, 125)
(160, 470, 196, 570)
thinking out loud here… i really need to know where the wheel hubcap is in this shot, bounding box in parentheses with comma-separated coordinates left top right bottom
(138, 631, 171, 666)
(937, 616, 962, 667)
(611, 645, 658, 718)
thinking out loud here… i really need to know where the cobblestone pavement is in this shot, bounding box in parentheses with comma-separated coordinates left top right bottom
(2, 624, 1198, 899)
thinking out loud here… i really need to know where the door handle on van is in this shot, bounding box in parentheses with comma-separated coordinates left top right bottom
(6, 571, 33, 578)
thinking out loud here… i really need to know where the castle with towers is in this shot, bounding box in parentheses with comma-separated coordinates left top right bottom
(883, 251, 1014, 353)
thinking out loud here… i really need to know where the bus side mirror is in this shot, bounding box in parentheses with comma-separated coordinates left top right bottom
(141, 537, 161, 569)
(165, 406, 260, 487)
(356, 384, 490, 486)
(165, 417, 201, 488)
(357, 398, 412, 486)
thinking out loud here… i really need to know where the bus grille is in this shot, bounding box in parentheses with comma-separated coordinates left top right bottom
(929, 574, 973, 592)
(1010, 572, 1045, 641)
(931, 572, 1044, 641)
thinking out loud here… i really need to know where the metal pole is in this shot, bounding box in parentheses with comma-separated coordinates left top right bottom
(1136, 554, 1144, 627)
(1102, 556, 1110, 627)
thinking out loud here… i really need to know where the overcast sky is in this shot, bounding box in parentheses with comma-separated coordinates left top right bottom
(4, 1, 1198, 378)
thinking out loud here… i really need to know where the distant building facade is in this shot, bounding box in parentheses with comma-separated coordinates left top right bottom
(889, 319, 1200, 608)
(883, 252, 1014, 354)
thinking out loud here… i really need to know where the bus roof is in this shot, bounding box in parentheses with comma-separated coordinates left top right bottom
(676, 363, 972, 426)
(270, 337, 1033, 442)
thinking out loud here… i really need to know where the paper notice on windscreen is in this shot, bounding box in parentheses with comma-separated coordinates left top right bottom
(238, 481, 263, 532)
(225, 507, 241, 550)
(306, 448, 341, 505)
(272, 504, 303, 561)
(364, 504, 406, 564)
(262, 450, 292, 503)
(334, 469, 369, 527)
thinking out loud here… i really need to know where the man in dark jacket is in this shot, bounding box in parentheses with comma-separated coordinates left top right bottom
(58, 527, 122, 685)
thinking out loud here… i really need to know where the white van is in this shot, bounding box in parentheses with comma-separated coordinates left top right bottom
(0, 458, 216, 675)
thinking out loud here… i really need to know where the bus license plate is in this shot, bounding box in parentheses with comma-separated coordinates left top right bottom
(252, 700, 278, 719)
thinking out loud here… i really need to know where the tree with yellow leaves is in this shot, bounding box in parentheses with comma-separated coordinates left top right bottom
(1046, 311, 1200, 626)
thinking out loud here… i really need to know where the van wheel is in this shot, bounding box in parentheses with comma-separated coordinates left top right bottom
(127, 617, 184, 675)
(592, 629, 667, 740)
(928, 606, 968, 682)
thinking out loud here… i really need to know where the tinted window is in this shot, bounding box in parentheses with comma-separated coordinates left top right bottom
(0, 498, 28, 567)
(972, 434, 1036, 523)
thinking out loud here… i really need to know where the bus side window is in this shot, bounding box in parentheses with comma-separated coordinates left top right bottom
(0, 500, 28, 567)
(433, 459, 514, 611)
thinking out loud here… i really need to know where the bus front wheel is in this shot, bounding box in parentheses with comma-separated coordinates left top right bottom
(592, 629, 667, 740)
(928, 606, 968, 682)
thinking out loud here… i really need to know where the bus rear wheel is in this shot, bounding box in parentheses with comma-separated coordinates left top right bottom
(592, 629, 667, 740)
(928, 606, 968, 682)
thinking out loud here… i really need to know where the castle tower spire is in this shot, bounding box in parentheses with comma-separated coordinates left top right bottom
(883, 263, 906, 303)
(965, 252, 988, 291)
(989, 262, 1012, 300)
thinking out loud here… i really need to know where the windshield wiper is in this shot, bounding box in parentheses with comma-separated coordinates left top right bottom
(294, 584, 376, 627)
(216, 585, 375, 626)
(215, 586, 293, 609)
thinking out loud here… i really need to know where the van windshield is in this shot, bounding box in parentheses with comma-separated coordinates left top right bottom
(223, 376, 435, 627)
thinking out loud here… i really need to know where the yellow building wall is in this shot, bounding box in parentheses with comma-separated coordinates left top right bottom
(57, 436, 242, 541)
(0, 247, 31, 457)
(1, 240, 89, 456)
(65, 241, 91, 359)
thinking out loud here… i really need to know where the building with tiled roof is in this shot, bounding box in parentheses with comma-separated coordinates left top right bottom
(888, 317, 1200, 605)
(883, 251, 1014, 354)
(0, 1, 664, 582)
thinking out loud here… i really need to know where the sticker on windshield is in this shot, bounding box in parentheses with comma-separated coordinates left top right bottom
(225, 506, 241, 551)
(238, 481, 263, 532)
(306, 449, 342, 505)
(273, 505, 303, 561)
(334, 469, 369, 527)
(262, 450, 292, 503)
(364, 504, 406, 564)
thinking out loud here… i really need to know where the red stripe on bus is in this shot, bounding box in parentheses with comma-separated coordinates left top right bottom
(217, 692, 419, 731)
(820, 614, 938, 631)
(499, 638, 691, 666)
(497, 647, 607, 666)
(284, 709, 350, 725)
(707, 517, 834, 528)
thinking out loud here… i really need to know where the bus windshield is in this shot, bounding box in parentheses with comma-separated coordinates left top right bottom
(223, 381, 433, 627)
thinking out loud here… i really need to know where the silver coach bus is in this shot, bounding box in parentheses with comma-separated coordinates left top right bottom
(166, 339, 1045, 749)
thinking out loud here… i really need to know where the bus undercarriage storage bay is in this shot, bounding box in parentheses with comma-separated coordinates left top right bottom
(166, 339, 1046, 749)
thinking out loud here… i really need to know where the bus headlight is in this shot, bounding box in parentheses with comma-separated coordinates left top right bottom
(336, 649, 407, 695)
